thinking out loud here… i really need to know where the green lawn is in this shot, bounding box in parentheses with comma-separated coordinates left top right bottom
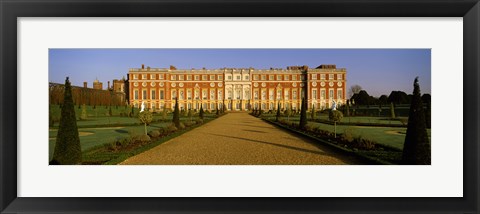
(261, 113, 430, 150)
(49, 115, 215, 161)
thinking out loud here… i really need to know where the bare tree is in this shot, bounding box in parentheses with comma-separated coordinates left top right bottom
(348, 84, 363, 98)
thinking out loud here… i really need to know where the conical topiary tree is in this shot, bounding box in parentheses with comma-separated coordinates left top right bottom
(299, 97, 307, 129)
(276, 103, 281, 121)
(346, 100, 350, 117)
(199, 105, 204, 119)
(222, 100, 226, 113)
(284, 107, 291, 121)
(311, 104, 316, 120)
(50, 77, 82, 165)
(402, 77, 431, 165)
(172, 98, 180, 128)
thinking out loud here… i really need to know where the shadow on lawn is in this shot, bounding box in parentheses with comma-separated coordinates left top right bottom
(115, 129, 128, 134)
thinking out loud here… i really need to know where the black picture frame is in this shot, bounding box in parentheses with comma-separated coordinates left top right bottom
(1, 0, 478, 213)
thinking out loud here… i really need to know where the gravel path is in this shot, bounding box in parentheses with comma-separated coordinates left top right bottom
(120, 113, 363, 165)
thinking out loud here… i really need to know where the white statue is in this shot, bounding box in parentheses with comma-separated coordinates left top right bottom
(331, 100, 337, 110)
(140, 101, 145, 112)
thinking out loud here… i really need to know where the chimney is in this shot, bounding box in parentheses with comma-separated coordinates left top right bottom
(142, 64, 145, 69)
(108, 81, 110, 89)
(83, 82, 87, 88)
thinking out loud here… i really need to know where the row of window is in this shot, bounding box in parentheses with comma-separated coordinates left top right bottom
(252, 74, 303, 81)
(311, 73, 342, 80)
(133, 89, 224, 101)
(135, 101, 338, 111)
(311, 89, 343, 100)
(134, 102, 225, 111)
(252, 89, 301, 100)
(134, 89, 343, 101)
(132, 73, 343, 81)
(132, 74, 224, 81)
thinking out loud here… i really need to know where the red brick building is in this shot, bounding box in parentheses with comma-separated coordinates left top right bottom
(127, 64, 346, 111)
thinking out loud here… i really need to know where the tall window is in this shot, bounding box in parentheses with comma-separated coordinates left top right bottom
(172, 90, 177, 99)
(329, 89, 334, 99)
(151, 90, 156, 99)
(277, 90, 282, 100)
(321, 90, 326, 99)
(210, 90, 215, 100)
(179, 90, 184, 100)
(235, 89, 242, 100)
(142, 90, 147, 99)
(218, 90, 223, 100)
(285, 90, 289, 100)
(134, 90, 139, 100)
(269, 89, 274, 100)
(202, 89, 207, 100)
(337, 89, 343, 99)
(159, 90, 164, 99)
(285, 75, 289, 81)
(312, 89, 317, 100)
(292, 90, 297, 99)
(261, 90, 266, 100)
(254, 90, 258, 100)
(187, 90, 192, 100)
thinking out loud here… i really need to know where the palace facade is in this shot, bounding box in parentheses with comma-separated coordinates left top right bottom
(127, 64, 346, 111)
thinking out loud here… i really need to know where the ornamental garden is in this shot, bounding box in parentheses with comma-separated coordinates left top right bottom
(49, 77, 430, 165)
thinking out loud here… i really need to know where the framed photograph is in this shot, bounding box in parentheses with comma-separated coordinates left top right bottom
(1, 0, 478, 213)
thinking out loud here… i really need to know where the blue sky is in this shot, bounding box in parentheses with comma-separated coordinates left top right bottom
(49, 49, 431, 97)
